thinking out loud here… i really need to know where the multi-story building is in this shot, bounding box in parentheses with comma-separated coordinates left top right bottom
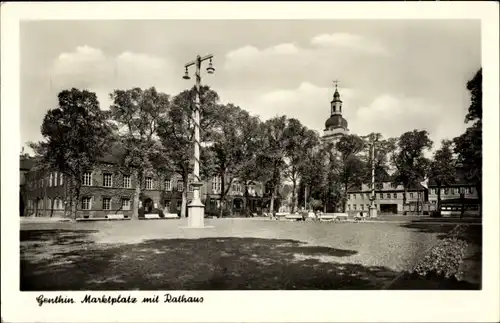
(20, 155, 278, 219)
(347, 182, 426, 215)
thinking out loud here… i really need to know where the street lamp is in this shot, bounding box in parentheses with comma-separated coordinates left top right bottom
(182, 54, 215, 228)
(363, 134, 380, 218)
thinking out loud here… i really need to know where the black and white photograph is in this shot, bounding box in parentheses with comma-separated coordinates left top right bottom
(2, 2, 499, 323)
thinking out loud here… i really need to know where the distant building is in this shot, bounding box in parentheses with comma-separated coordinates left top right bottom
(347, 182, 426, 215)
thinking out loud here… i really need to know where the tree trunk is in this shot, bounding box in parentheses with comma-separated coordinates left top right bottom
(181, 173, 188, 218)
(50, 198, 54, 217)
(269, 185, 276, 215)
(291, 178, 297, 213)
(437, 184, 442, 214)
(403, 186, 407, 215)
(133, 169, 142, 219)
(244, 181, 250, 216)
(343, 182, 348, 213)
(219, 172, 226, 218)
(476, 182, 482, 216)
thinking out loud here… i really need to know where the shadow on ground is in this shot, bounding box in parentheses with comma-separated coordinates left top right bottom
(21, 229, 401, 291)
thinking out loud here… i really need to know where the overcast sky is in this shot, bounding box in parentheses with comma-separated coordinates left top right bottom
(20, 19, 480, 153)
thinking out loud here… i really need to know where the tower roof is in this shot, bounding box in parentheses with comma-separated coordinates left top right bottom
(325, 115, 348, 130)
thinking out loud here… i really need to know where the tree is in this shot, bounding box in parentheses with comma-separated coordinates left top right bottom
(207, 104, 260, 217)
(428, 139, 456, 211)
(29, 88, 114, 218)
(283, 118, 321, 213)
(109, 87, 170, 218)
(465, 68, 482, 123)
(260, 116, 289, 214)
(234, 115, 264, 216)
(454, 67, 482, 214)
(298, 143, 331, 211)
(328, 135, 367, 212)
(156, 86, 219, 218)
(392, 130, 433, 208)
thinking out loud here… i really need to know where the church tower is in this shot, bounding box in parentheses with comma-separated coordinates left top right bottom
(322, 82, 349, 144)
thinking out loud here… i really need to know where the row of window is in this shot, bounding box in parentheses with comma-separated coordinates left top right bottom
(80, 197, 131, 210)
(81, 172, 193, 191)
(349, 187, 474, 201)
(349, 192, 419, 200)
(429, 187, 474, 195)
(211, 177, 247, 194)
(30, 172, 64, 189)
(347, 204, 375, 211)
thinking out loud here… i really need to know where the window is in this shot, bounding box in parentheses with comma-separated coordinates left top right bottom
(82, 172, 92, 186)
(81, 197, 92, 210)
(366, 204, 370, 210)
(376, 183, 383, 189)
(177, 181, 184, 192)
(361, 204, 364, 210)
(444, 188, 449, 194)
(103, 173, 113, 187)
(48, 198, 52, 209)
(145, 177, 153, 190)
(379, 193, 383, 199)
(49, 173, 53, 187)
(164, 179, 171, 191)
(409, 193, 414, 198)
(453, 188, 459, 195)
(467, 187, 473, 194)
(353, 204, 357, 210)
(60, 173, 64, 186)
(353, 194, 356, 199)
(347, 204, 350, 210)
(430, 188, 435, 194)
(58, 199, 63, 210)
(176, 200, 182, 209)
(122, 198, 131, 211)
(391, 183, 398, 188)
(386, 193, 391, 199)
(393, 193, 397, 198)
(212, 177, 221, 193)
(123, 175, 131, 188)
(103, 198, 111, 210)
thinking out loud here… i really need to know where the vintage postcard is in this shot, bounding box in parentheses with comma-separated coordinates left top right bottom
(1, 1, 499, 322)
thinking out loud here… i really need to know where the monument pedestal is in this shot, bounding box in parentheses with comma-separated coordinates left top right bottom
(369, 205, 378, 218)
(186, 182, 209, 228)
(187, 199, 205, 228)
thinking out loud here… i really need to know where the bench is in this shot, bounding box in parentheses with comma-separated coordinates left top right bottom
(318, 213, 349, 222)
(142, 213, 179, 220)
(106, 214, 127, 220)
(285, 214, 304, 221)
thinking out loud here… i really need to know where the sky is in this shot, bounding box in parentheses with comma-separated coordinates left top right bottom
(20, 19, 481, 154)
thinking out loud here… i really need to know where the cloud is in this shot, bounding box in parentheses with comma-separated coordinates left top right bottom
(353, 94, 445, 142)
(311, 32, 389, 55)
(50, 45, 174, 108)
(220, 82, 355, 133)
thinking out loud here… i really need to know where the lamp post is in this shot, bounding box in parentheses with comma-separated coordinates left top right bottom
(182, 54, 215, 228)
(367, 134, 379, 218)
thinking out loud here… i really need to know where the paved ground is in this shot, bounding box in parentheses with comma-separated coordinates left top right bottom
(20, 218, 481, 290)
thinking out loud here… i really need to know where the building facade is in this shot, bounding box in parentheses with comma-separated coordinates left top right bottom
(347, 182, 426, 215)
(21, 157, 277, 219)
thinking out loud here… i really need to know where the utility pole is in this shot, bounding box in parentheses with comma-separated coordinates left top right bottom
(182, 54, 215, 228)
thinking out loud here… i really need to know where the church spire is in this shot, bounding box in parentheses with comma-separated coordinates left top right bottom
(330, 80, 343, 115)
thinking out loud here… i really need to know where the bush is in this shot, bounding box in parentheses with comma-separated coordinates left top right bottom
(413, 226, 469, 280)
